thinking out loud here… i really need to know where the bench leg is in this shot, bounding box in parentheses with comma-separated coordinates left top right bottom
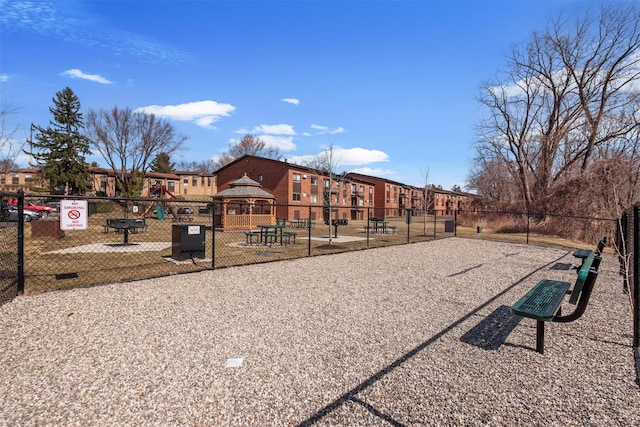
(536, 320, 545, 354)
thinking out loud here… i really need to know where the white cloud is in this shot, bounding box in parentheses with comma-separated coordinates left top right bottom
(349, 167, 397, 177)
(136, 100, 236, 128)
(289, 147, 389, 169)
(259, 135, 296, 151)
(3, 1, 191, 64)
(309, 124, 345, 135)
(330, 147, 389, 166)
(281, 98, 300, 105)
(0, 74, 9, 83)
(252, 124, 296, 135)
(61, 68, 113, 84)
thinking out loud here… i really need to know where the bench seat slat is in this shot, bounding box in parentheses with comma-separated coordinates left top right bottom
(511, 279, 571, 321)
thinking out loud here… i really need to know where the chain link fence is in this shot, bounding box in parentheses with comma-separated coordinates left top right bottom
(13, 197, 454, 295)
(3, 194, 621, 297)
(0, 191, 20, 306)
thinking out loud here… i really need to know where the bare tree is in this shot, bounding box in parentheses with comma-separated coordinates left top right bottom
(215, 133, 282, 169)
(475, 3, 640, 214)
(85, 106, 187, 196)
(0, 101, 23, 174)
(419, 168, 433, 236)
(177, 160, 216, 173)
(303, 143, 343, 244)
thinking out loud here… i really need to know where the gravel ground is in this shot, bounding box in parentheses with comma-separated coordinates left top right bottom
(1, 237, 638, 426)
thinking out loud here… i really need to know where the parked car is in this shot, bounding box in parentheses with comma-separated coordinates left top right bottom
(3, 205, 41, 222)
(23, 201, 55, 217)
(198, 205, 212, 214)
(45, 201, 61, 213)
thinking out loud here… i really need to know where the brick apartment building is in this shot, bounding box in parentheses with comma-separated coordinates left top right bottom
(346, 172, 422, 218)
(2, 157, 476, 215)
(214, 155, 377, 221)
(1, 167, 216, 199)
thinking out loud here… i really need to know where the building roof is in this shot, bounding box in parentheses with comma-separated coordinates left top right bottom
(212, 174, 275, 199)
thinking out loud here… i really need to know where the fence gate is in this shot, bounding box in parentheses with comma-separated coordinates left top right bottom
(0, 191, 21, 306)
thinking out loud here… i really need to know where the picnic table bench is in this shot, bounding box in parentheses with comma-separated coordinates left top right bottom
(263, 231, 297, 245)
(511, 251, 602, 354)
(245, 230, 297, 245)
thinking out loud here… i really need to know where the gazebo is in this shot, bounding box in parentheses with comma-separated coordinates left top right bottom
(212, 174, 276, 230)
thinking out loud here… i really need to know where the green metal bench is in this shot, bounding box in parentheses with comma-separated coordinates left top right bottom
(511, 252, 601, 354)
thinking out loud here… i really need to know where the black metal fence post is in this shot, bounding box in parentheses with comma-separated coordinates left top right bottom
(366, 207, 370, 248)
(307, 204, 312, 256)
(211, 202, 216, 269)
(17, 189, 24, 295)
(633, 206, 639, 349)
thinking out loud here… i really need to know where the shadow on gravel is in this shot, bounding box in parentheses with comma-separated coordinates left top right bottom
(550, 262, 574, 270)
(295, 251, 569, 427)
(460, 305, 522, 350)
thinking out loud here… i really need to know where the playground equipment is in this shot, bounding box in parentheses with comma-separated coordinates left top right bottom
(142, 184, 179, 221)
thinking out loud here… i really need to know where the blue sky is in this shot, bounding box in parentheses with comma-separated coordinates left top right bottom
(1, 0, 611, 189)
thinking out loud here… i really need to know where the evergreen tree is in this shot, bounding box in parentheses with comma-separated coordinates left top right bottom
(150, 152, 176, 173)
(28, 87, 91, 194)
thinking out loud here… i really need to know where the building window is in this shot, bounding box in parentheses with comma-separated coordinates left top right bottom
(292, 193, 301, 201)
(323, 179, 330, 188)
(310, 176, 318, 185)
(258, 174, 263, 182)
(192, 176, 198, 187)
(12, 174, 19, 185)
(201, 176, 205, 186)
(0, 174, 5, 185)
(310, 194, 318, 203)
(207, 177, 212, 186)
(183, 177, 189, 186)
(293, 173, 301, 182)
(168, 182, 176, 192)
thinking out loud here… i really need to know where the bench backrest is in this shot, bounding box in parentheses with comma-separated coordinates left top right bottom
(569, 252, 599, 305)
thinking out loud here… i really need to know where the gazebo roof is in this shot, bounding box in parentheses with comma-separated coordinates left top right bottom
(212, 174, 276, 199)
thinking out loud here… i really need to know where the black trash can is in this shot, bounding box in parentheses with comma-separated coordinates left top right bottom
(172, 224, 205, 260)
(444, 220, 455, 233)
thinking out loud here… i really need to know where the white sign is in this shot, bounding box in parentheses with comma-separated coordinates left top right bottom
(60, 199, 88, 230)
